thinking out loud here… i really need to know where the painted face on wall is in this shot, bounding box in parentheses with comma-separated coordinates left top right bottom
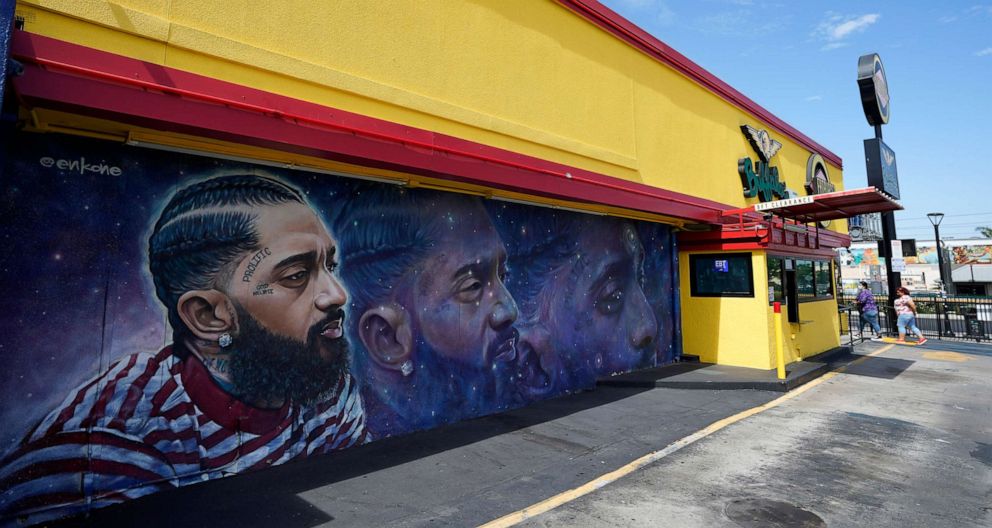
(226, 202, 348, 361)
(542, 221, 658, 377)
(411, 202, 519, 372)
(506, 320, 563, 400)
(214, 201, 351, 406)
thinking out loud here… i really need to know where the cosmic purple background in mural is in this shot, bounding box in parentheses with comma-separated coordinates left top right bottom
(0, 131, 679, 520)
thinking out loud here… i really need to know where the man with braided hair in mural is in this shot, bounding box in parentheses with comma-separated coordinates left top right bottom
(331, 185, 519, 438)
(0, 173, 366, 523)
(486, 204, 662, 406)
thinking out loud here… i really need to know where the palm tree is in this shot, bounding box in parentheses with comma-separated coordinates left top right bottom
(977, 226, 992, 238)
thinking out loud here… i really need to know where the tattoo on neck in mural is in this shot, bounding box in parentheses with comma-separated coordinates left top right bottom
(242, 247, 272, 282)
(202, 356, 232, 377)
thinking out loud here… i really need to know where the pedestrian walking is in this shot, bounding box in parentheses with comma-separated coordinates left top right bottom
(856, 281, 882, 340)
(894, 286, 927, 345)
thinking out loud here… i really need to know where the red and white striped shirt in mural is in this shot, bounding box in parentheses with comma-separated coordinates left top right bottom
(0, 346, 367, 525)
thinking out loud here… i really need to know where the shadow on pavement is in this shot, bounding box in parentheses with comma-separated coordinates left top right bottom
(837, 355, 915, 380)
(53, 385, 654, 528)
(915, 339, 992, 356)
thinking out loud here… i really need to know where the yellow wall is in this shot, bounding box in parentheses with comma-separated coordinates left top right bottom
(758, 260, 842, 367)
(681, 251, 843, 370)
(775, 299, 843, 363)
(679, 251, 774, 369)
(18, 1, 848, 369)
(15, 0, 843, 213)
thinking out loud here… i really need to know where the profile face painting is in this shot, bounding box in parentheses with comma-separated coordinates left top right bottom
(490, 208, 662, 403)
(0, 134, 677, 524)
(0, 172, 367, 523)
(332, 188, 520, 436)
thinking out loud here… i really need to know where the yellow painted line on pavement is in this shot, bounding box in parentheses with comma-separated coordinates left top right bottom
(922, 351, 974, 362)
(478, 344, 895, 528)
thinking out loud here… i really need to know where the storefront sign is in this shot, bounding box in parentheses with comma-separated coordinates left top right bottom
(739, 125, 787, 202)
(805, 153, 834, 228)
(864, 138, 900, 199)
(857, 53, 890, 126)
(753, 195, 813, 211)
(891, 239, 903, 259)
(805, 154, 834, 195)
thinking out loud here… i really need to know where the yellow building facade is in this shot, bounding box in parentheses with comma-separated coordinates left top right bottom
(10, 0, 850, 370)
(0, 1, 891, 522)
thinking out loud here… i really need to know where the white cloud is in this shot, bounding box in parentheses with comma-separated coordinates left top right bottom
(976, 47, 992, 56)
(611, 0, 676, 26)
(821, 41, 849, 51)
(614, 0, 648, 7)
(813, 13, 880, 51)
(805, 95, 823, 102)
(614, 0, 659, 9)
(829, 14, 880, 40)
(656, 3, 676, 25)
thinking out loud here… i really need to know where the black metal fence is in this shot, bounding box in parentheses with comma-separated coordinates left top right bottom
(838, 293, 992, 343)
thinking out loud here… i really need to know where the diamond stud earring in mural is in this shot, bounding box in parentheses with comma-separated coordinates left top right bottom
(400, 360, 414, 377)
(218, 333, 233, 348)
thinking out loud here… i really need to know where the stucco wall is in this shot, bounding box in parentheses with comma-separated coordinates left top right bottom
(14, 0, 844, 213)
(679, 250, 773, 369)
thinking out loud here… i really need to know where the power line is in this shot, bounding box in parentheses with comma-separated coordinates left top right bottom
(897, 224, 992, 230)
(895, 212, 992, 224)
(898, 223, 992, 230)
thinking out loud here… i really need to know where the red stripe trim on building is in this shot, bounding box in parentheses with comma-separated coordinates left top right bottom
(556, 0, 843, 169)
(9, 31, 735, 224)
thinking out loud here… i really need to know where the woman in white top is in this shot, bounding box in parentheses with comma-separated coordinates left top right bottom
(894, 286, 927, 344)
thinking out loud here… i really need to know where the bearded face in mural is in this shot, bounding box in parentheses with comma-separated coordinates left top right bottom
(333, 187, 519, 436)
(492, 209, 659, 402)
(550, 221, 658, 375)
(159, 197, 352, 406)
(0, 174, 367, 522)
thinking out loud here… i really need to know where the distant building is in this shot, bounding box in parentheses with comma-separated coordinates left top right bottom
(849, 213, 883, 242)
(838, 238, 992, 295)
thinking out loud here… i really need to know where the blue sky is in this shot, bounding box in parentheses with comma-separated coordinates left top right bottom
(599, 0, 992, 241)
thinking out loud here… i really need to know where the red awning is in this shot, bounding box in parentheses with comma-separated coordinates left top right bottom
(736, 187, 901, 222)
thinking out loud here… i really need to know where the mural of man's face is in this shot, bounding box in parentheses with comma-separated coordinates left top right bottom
(409, 202, 519, 373)
(223, 202, 350, 403)
(542, 221, 658, 377)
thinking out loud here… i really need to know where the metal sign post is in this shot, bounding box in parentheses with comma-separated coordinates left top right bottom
(859, 52, 901, 329)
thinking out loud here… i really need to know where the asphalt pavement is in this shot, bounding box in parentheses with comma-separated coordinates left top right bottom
(523, 340, 992, 528)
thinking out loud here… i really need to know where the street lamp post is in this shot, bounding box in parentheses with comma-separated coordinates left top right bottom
(928, 212, 954, 336)
(927, 213, 947, 293)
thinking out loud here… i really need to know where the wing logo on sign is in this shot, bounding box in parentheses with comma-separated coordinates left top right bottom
(738, 125, 788, 203)
(742, 125, 782, 162)
(882, 148, 894, 166)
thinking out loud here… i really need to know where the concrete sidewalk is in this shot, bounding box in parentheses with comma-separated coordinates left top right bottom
(597, 357, 825, 392)
(599, 338, 992, 392)
(598, 346, 851, 392)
